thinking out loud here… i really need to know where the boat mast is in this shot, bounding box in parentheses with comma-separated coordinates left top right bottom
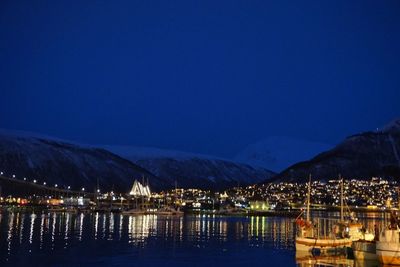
(398, 187, 400, 210)
(340, 174, 344, 222)
(307, 174, 311, 222)
(142, 175, 145, 208)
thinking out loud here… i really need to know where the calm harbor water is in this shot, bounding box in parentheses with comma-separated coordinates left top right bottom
(0, 211, 385, 267)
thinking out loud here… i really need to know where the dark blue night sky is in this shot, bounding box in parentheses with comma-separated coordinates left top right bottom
(1, 0, 399, 158)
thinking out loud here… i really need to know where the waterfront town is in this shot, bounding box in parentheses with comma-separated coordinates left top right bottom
(0, 173, 397, 213)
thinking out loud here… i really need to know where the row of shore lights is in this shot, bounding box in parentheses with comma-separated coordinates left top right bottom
(0, 171, 98, 193)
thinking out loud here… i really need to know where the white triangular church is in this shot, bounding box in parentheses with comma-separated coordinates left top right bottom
(129, 179, 151, 197)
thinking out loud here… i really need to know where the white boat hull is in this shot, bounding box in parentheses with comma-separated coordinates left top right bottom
(377, 241, 400, 265)
(295, 237, 352, 252)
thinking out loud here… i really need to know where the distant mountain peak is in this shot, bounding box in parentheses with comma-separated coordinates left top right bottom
(382, 118, 400, 133)
(272, 118, 400, 183)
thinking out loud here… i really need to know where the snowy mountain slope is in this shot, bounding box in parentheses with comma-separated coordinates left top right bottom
(0, 130, 166, 192)
(382, 118, 400, 133)
(104, 145, 275, 190)
(272, 118, 400, 182)
(0, 129, 275, 192)
(234, 136, 332, 172)
(103, 145, 225, 161)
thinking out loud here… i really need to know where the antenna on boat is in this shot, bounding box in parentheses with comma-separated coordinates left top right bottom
(306, 174, 311, 222)
(142, 175, 145, 208)
(340, 174, 344, 222)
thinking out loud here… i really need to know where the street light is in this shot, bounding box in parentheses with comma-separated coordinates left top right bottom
(82, 188, 85, 191)
(67, 186, 71, 190)
(43, 182, 46, 185)
(55, 184, 58, 188)
(23, 177, 26, 181)
(33, 179, 37, 183)
(0, 171, 3, 175)
(12, 174, 15, 178)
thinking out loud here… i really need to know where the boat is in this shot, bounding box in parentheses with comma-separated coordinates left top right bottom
(152, 206, 184, 216)
(295, 175, 374, 252)
(122, 208, 147, 215)
(295, 236, 352, 252)
(352, 222, 380, 261)
(376, 211, 400, 265)
(122, 206, 184, 216)
(352, 239, 378, 261)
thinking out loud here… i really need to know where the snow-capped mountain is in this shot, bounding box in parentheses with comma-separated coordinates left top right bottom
(104, 145, 275, 190)
(0, 129, 274, 192)
(0, 129, 164, 192)
(381, 118, 400, 133)
(235, 136, 331, 172)
(272, 118, 400, 182)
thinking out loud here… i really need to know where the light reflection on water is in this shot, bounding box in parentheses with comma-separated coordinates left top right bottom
(0, 211, 387, 267)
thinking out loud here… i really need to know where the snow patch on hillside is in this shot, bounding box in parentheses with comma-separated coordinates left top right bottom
(103, 145, 227, 162)
(382, 118, 400, 133)
(0, 129, 84, 146)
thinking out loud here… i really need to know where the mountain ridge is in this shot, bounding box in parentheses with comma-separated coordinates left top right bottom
(104, 145, 275, 190)
(271, 118, 400, 183)
(0, 129, 274, 192)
